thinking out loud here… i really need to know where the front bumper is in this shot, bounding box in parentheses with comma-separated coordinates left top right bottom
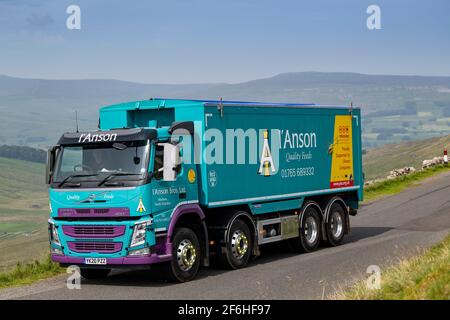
(49, 217, 172, 267)
(51, 252, 172, 266)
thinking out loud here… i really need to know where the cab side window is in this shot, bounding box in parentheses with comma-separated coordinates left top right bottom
(153, 144, 164, 180)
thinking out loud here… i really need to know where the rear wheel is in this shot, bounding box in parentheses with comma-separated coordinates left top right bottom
(80, 268, 110, 280)
(219, 218, 252, 269)
(289, 202, 321, 252)
(326, 202, 346, 246)
(166, 227, 201, 282)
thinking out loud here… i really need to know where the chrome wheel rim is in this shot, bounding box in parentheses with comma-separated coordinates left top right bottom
(231, 230, 248, 259)
(304, 216, 318, 244)
(176, 239, 197, 271)
(330, 211, 343, 238)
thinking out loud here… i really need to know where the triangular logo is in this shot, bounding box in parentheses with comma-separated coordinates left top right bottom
(259, 129, 276, 176)
(136, 198, 146, 213)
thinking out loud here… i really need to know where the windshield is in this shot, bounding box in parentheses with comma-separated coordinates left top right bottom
(53, 140, 150, 185)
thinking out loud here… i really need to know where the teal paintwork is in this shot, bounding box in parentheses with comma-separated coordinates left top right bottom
(200, 105, 363, 207)
(49, 184, 155, 257)
(49, 185, 151, 219)
(98, 98, 363, 210)
(49, 98, 363, 263)
(249, 198, 304, 215)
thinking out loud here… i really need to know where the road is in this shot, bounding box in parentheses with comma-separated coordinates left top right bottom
(1, 170, 449, 300)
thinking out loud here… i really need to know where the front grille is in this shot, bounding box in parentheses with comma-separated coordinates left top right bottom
(93, 208, 109, 214)
(75, 209, 91, 214)
(68, 242, 122, 253)
(62, 225, 125, 238)
(58, 207, 130, 218)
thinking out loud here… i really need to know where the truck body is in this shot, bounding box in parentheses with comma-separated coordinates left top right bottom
(47, 98, 363, 281)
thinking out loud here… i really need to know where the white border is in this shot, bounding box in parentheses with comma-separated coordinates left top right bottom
(208, 186, 360, 206)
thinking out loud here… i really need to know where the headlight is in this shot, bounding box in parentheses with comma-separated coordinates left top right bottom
(128, 247, 150, 256)
(51, 247, 63, 255)
(130, 220, 152, 248)
(48, 220, 61, 246)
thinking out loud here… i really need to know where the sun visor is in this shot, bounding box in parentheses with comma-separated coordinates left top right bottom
(57, 128, 156, 145)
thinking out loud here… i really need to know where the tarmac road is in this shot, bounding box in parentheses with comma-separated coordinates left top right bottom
(1, 170, 449, 300)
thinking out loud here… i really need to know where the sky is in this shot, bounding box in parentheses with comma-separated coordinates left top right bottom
(0, 0, 449, 84)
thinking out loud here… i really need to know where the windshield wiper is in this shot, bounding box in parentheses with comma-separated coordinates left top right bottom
(58, 173, 99, 188)
(97, 172, 144, 187)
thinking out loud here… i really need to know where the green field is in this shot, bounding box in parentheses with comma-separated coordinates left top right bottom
(0, 157, 48, 272)
(364, 165, 450, 202)
(363, 134, 450, 180)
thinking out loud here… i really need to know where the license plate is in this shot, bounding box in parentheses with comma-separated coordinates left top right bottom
(84, 258, 107, 265)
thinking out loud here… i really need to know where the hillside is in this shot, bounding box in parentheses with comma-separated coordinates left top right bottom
(363, 134, 450, 180)
(0, 157, 48, 272)
(1, 72, 450, 148)
(0, 145, 46, 163)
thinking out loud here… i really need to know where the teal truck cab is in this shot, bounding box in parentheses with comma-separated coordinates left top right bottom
(46, 98, 363, 282)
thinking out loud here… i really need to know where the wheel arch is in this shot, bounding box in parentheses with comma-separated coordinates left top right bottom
(323, 196, 350, 238)
(207, 208, 259, 256)
(167, 203, 209, 267)
(324, 196, 348, 223)
(299, 200, 323, 227)
(225, 210, 257, 251)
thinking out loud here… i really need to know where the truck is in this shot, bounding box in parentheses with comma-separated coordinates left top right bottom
(46, 98, 363, 282)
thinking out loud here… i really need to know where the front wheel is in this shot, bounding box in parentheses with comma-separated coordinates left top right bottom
(166, 227, 201, 282)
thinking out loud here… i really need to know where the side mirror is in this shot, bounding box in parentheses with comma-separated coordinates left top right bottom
(46, 146, 59, 185)
(160, 143, 180, 182)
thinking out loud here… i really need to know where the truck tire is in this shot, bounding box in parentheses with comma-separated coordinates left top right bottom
(326, 202, 346, 246)
(167, 227, 201, 282)
(219, 219, 252, 269)
(80, 268, 110, 280)
(289, 202, 321, 252)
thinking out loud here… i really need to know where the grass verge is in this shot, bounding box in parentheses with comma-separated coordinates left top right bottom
(364, 164, 450, 202)
(335, 234, 450, 300)
(0, 255, 64, 289)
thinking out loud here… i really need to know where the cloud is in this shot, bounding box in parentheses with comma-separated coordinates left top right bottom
(26, 12, 54, 28)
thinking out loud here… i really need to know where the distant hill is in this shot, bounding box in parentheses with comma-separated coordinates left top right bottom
(0, 145, 46, 163)
(363, 134, 450, 180)
(0, 72, 450, 148)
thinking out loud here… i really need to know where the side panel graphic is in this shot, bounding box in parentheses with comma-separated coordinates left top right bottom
(330, 115, 354, 188)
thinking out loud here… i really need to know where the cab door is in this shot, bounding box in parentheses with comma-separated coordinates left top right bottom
(150, 140, 198, 231)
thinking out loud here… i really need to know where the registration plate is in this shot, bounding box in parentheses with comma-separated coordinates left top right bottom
(84, 258, 107, 265)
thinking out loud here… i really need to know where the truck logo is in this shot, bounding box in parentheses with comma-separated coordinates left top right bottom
(76, 191, 113, 203)
(136, 198, 146, 213)
(258, 129, 276, 176)
(78, 133, 117, 143)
